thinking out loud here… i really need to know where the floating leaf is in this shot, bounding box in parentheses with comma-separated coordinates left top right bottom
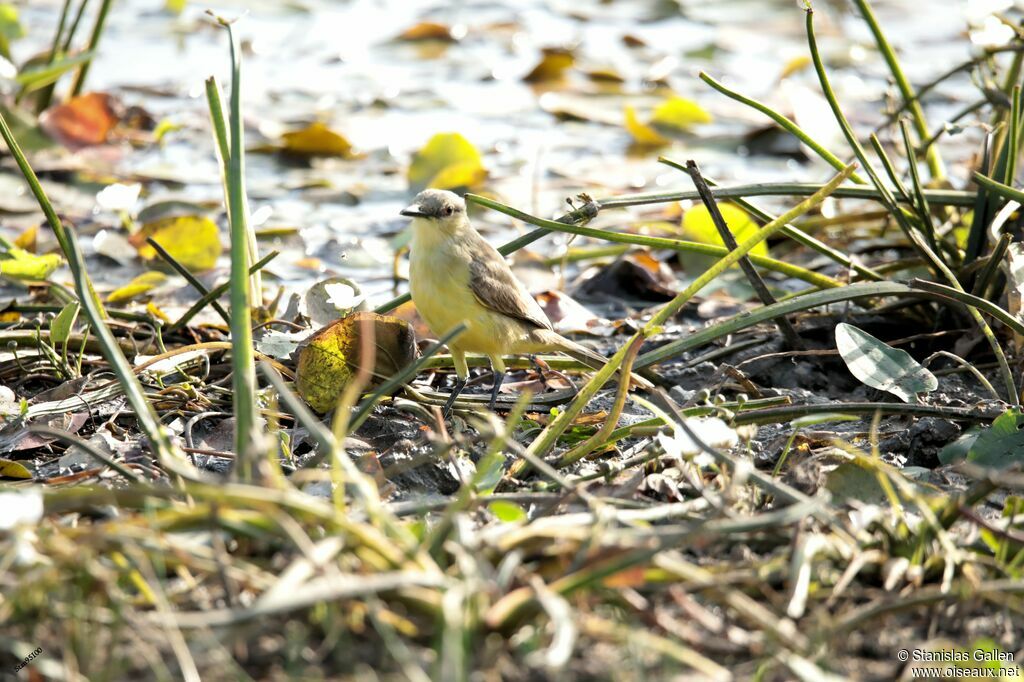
(134, 215, 222, 272)
(278, 122, 356, 158)
(624, 105, 669, 147)
(0, 246, 61, 281)
(0, 458, 32, 480)
(397, 21, 457, 42)
(523, 48, 574, 83)
(942, 409, 1024, 468)
(295, 312, 417, 413)
(39, 92, 120, 148)
(681, 202, 768, 258)
(407, 132, 486, 192)
(835, 323, 937, 403)
(650, 96, 712, 132)
(106, 271, 167, 303)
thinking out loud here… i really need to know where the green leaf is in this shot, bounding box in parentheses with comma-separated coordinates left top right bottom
(938, 428, 980, 465)
(650, 96, 712, 132)
(474, 452, 505, 494)
(488, 500, 527, 523)
(407, 132, 486, 192)
(957, 408, 1024, 468)
(835, 323, 937, 403)
(16, 52, 95, 93)
(50, 301, 80, 357)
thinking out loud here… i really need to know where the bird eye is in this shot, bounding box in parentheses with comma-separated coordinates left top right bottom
(444, 206, 454, 216)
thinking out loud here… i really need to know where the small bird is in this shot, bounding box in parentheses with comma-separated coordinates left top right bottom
(402, 189, 650, 414)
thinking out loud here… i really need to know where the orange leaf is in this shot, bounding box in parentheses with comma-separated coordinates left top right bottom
(40, 92, 120, 148)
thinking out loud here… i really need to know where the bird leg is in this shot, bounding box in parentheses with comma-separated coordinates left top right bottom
(442, 376, 467, 418)
(529, 355, 551, 390)
(488, 370, 506, 412)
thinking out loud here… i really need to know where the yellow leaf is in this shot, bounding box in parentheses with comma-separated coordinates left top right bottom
(780, 55, 812, 80)
(0, 247, 61, 281)
(279, 122, 355, 158)
(407, 132, 486, 192)
(107, 271, 167, 303)
(624, 105, 669, 147)
(14, 224, 36, 251)
(396, 21, 456, 42)
(0, 459, 32, 479)
(146, 301, 171, 322)
(650, 96, 712, 131)
(135, 215, 222, 272)
(296, 312, 417, 413)
(523, 49, 575, 83)
(682, 203, 768, 258)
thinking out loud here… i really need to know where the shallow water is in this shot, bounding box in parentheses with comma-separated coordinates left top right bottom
(10, 0, 991, 313)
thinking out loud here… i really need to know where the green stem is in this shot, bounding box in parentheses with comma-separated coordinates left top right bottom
(852, 0, 944, 180)
(68, 0, 112, 97)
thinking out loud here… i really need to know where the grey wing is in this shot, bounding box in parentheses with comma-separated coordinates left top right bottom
(468, 241, 553, 331)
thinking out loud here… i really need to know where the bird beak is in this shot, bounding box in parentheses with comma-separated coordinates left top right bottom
(400, 204, 427, 218)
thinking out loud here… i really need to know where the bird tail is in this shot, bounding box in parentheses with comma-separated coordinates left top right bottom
(535, 330, 654, 390)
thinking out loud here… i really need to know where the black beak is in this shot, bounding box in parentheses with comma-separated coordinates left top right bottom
(400, 204, 428, 218)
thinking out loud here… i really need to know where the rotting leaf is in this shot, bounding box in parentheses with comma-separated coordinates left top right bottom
(106, 271, 167, 304)
(942, 408, 1024, 468)
(0, 246, 61, 281)
(305, 276, 367, 327)
(835, 323, 938, 403)
(407, 132, 486, 192)
(295, 312, 417, 413)
(523, 48, 574, 83)
(682, 202, 767, 258)
(650, 96, 712, 132)
(624, 105, 669, 147)
(39, 92, 120, 148)
(133, 215, 222, 272)
(278, 122, 356, 158)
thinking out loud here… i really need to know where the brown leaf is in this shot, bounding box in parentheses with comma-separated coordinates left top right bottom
(39, 92, 121, 148)
(295, 312, 418, 413)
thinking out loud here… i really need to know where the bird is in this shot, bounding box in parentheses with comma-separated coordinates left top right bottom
(402, 188, 651, 415)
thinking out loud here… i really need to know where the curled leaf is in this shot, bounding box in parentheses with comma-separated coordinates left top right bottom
(408, 132, 486, 192)
(106, 271, 167, 303)
(296, 312, 417, 413)
(523, 48, 575, 83)
(624, 105, 669, 147)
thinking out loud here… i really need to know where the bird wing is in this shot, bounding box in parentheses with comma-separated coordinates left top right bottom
(468, 239, 553, 331)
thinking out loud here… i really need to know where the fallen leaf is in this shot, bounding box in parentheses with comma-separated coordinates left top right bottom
(13, 224, 36, 251)
(650, 96, 712, 132)
(0, 458, 31, 479)
(396, 21, 457, 42)
(279, 122, 356, 158)
(408, 132, 486, 192)
(305, 277, 367, 326)
(134, 215, 222, 272)
(295, 312, 417, 413)
(624, 105, 669, 147)
(681, 202, 768, 258)
(779, 55, 812, 80)
(39, 92, 120, 147)
(0, 246, 61, 281)
(106, 271, 167, 304)
(523, 48, 575, 83)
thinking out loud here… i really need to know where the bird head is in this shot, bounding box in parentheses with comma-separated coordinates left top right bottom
(401, 189, 467, 234)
